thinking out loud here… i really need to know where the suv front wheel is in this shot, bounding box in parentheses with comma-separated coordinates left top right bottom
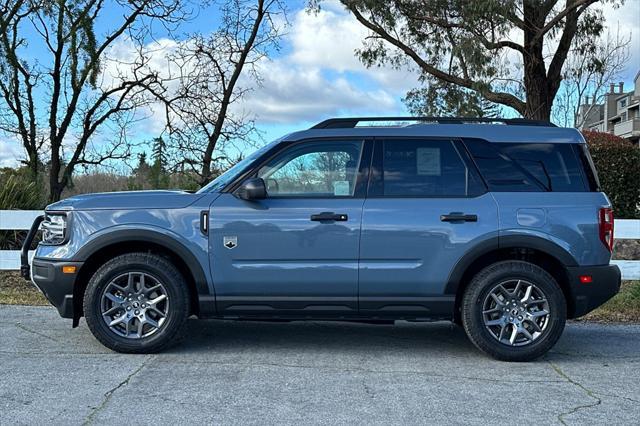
(84, 253, 189, 353)
(461, 260, 566, 362)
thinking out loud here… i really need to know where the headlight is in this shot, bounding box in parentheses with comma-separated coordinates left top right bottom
(41, 213, 67, 245)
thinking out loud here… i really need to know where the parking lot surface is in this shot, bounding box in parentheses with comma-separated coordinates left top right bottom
(1, 305, 639, 425)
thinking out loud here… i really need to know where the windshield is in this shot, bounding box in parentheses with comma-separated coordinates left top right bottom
(197, 141, 279, 193)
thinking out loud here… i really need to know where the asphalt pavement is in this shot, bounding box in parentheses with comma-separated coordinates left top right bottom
(1, 305, 639, 425)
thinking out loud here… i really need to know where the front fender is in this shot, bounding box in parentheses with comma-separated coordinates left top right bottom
(73, 225, 211, 296)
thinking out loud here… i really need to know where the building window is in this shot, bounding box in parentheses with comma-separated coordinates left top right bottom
(620, 99, 627, 108)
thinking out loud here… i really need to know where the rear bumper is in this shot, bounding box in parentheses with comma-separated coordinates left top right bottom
(567, 264, 621, 318)
(31, 258, 83, 319)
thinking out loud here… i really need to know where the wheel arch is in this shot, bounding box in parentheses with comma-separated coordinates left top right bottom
(446, 235, 578, 323)
(72, 229, 213, 323)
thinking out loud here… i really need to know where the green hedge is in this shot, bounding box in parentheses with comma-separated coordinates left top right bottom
(582, 131, 640, 219)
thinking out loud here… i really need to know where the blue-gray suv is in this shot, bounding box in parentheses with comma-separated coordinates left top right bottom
(22, 117, 621, 361)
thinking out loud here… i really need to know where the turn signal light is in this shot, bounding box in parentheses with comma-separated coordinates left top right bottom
(62, 266, 77, 274)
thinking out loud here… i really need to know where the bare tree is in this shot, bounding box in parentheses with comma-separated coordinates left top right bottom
(161, 0, 285, 185)
(0, 0, 185, 201)
(553, 27, 631, 127)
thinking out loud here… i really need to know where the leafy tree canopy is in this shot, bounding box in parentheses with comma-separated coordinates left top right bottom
(336, 0, 623, 120)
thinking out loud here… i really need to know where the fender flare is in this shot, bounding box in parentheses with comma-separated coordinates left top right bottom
(444, 234, 577, 295)
(74, 228, 211, 297)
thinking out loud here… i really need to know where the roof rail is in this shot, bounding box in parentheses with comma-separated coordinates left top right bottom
(310, 117, 556, 129)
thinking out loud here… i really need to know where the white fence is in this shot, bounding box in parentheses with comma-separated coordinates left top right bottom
(1, 210, 639, 279)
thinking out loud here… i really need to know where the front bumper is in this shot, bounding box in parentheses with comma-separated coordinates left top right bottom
(567, 264, 621, 318)
(30, 258, 83, 318)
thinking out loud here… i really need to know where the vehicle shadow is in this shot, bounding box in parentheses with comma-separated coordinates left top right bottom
(163, 318, 640, 361)
(167, 319, 483, 358)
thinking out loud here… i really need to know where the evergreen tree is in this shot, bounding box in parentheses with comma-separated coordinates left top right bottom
(150, 137, 170, 189)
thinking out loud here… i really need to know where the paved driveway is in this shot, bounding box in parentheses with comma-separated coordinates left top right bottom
(1, 305, 639, 425)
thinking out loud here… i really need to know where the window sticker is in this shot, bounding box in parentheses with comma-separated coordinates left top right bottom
(416, 147, 441, 175)
(333, 180, 350, 196)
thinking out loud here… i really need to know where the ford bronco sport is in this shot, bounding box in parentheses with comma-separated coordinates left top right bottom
(22, 117, 621, 361)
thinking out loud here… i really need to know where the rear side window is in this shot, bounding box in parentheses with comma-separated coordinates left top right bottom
(465, 139, 588, 192)
(375, 139, 484, 197)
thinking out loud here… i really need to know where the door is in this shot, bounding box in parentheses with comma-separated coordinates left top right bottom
(210, 139, 370, 317)
(359, 138, 499, 318)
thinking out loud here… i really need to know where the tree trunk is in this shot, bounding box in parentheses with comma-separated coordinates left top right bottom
(522, 4, 553, 121)
(48, 147, 62, 203)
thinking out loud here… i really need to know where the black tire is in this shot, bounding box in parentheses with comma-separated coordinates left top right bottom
(461, 260, 566, 362)
(84, 253, 189, 353)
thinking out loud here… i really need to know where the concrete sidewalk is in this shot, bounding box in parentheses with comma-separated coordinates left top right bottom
(1, 305, 639, 425)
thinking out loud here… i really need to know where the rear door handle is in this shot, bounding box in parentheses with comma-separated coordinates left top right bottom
(440, 213, 478, 222)
(310, 212, 348, 222)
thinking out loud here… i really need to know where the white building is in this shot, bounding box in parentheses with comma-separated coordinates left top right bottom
(576, 71, 640, 146)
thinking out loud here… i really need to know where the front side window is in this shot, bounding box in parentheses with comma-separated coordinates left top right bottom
(378, 139, 484, 197)
(257, 141, 363, 197)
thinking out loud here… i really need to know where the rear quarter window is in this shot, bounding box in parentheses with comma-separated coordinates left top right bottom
(464, 139, 588, 192)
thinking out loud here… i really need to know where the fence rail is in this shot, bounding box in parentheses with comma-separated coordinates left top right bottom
(1, 210, 639, 279)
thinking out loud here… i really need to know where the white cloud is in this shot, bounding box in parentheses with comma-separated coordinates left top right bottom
(240, 60, 397, 123)
(241, 2, 417, 123)
(0, 138, 23, 168)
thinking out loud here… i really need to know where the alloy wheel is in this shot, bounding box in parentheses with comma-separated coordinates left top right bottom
(100, 272, 169, 339)
(482, 279, 550, 346)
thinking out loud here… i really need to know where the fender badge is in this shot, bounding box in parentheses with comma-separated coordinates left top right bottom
(223, 236, 237, 249)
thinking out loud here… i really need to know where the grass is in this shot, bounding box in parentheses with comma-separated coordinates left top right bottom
(0, 271, 48, 306)
(581, 280, 640, 322)
(1, 271, 639, 322)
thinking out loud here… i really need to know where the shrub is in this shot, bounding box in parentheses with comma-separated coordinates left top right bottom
(0, 172, 44, 250)
(582, 131, 640, 219)
(0, 172, 42, 210)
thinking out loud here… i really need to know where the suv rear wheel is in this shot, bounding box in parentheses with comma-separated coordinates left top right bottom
(461, 260, 566, 362)
(84, 253, 189, 353)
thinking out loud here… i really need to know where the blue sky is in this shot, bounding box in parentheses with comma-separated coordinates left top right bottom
(1, 0, 639, 168)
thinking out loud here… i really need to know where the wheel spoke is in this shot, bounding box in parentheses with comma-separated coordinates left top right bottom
(529, 309, 549, 318)
(496, 285, 510, 298)
(526, 319, 543, 333)
(109, 316, 126, 327)
(103, 305, 120, 316)
(149, 294, 167, 305)
(104, 292, 123, 304)
(521, 284, 533, 303)
(509, 325, 518, 345)
(498, 324, 508, 341)
(485, 318, 504, 327)
(146, 317, 160, 329)
(145, 284, 162, 295)
(520, 326, 533, 341)
(513, 280, 523, 298)
(136, 319, 144, 338)
(490, 293, 503, 305)
(126, 273, 134, 292)
(483, 307, 501, 315)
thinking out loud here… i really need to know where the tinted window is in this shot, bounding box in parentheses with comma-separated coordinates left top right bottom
(465, 140, 587, 192)
(257, 141, 363, 197)
(380, 140, 484, 197)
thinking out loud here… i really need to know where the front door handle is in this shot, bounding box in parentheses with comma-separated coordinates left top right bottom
(440, 213, 478, 222)
(310, 212, 348, 222)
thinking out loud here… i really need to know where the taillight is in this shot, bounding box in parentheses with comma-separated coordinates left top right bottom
(598, 207, 614, 252)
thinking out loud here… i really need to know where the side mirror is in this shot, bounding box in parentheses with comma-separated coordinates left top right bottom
(236, 177, 267, 200)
